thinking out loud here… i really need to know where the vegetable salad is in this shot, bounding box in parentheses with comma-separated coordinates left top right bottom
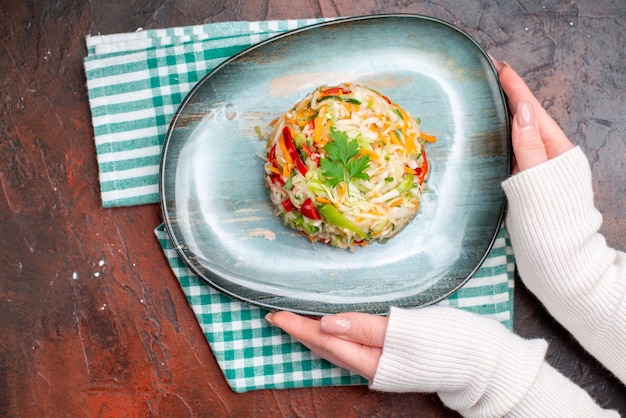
(263, 83, 435, 249)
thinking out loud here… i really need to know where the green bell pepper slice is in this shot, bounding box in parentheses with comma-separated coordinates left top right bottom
(319, 204, 366, 239)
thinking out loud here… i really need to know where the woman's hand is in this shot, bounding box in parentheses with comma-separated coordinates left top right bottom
(496, 61, 574, 173)
(265, 311, 387, 381)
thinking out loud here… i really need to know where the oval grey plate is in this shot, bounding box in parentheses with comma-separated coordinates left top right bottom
(160, 14, 510, 315)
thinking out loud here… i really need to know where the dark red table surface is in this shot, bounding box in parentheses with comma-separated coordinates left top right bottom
(1, 1, 625, 416)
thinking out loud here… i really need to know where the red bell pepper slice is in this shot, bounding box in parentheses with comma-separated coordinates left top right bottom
(416, 149, 428, 185)
(270, 173, 285, 187)
(300, 142, 313, 157)
(268, 144, 277, 166)
(322, 87, 351, 96)
(300, 198, 321, 220)
(282, 198, 295, 212)
(282, 126, 308, 176)
(311, 153, 321, 167)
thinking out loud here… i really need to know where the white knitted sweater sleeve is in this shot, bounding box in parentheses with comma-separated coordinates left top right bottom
(370, 147, 624, 417)
(502, 146, 626, 384)
(370, 307, 618, 417)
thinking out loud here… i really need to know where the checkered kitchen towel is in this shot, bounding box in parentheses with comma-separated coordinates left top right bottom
(84, 18, 515, 392)
(85, 18, 333, 208)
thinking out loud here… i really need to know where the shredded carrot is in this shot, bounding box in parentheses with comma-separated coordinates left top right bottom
(316, 196, 332, 204)
(282, 164, 291, 178)
(268, 166, 281, 175)
(404, 166, 416, 175)
(359, 149, 379, 160)
(390, 130, 403, 146)
(368, 207, 384, 216)
(421, 132, 437, 143)
(389, 198, 404, 207)
(404, 135, 417, 155)
(305, 107, 317, 121)
(337, 182, 347, 196)
(313, 106, 326, 145)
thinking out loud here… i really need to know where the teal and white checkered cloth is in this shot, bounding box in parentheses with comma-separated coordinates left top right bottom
(85, 18, 332, 208)
(84, 19, 515, 393)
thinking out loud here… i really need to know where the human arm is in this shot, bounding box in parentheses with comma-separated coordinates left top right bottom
(499, 62, 626, 384)
(267, 306, 618, 417)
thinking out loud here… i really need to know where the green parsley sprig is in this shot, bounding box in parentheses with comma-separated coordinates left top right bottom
(320, 127, 371, 191)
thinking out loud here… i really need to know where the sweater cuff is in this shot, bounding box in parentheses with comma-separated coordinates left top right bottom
(370, 306, 547, 417)
(512, 362, 620, 417)
(500, 146, 608, 300)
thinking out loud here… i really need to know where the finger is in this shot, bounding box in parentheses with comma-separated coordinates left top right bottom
(498, 63, 573, 160)
(512, 101, 549, 171)
(266, 311, 380, 379)
(320, 313, 387, 348)
(487, 52, 502, 73)
(266, 311, 381, 380)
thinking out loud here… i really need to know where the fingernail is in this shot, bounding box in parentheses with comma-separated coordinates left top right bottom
(487, 53, 501, 72)
(320, 316, 351, 335)
(265, 312, 275, 325)
(517, 100, 535, 128)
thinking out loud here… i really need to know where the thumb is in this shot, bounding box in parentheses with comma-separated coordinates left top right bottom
(511, 100, 548, 172)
